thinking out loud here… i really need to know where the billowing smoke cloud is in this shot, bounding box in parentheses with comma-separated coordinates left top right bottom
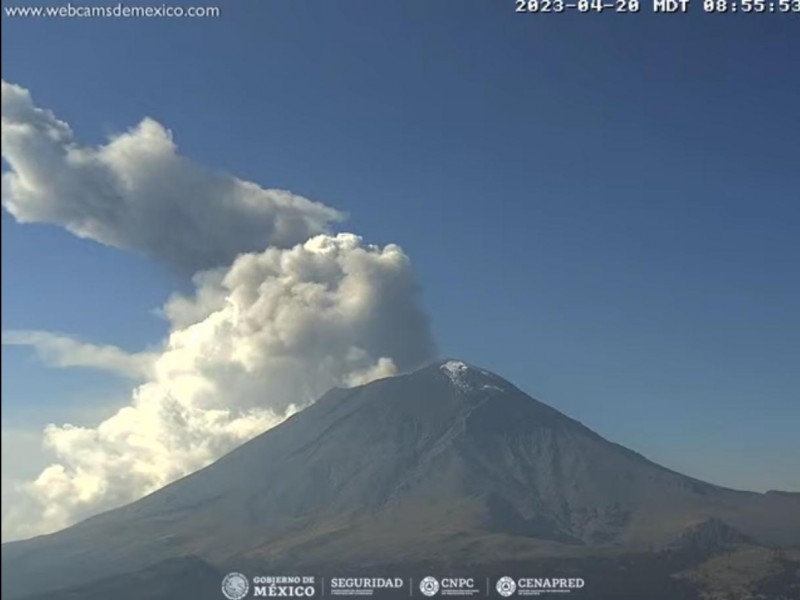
(1, 82, 435, 541)
(1, 81, 343, 273)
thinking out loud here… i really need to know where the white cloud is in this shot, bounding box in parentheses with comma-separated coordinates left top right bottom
(1, 80, 343, 273)
(1, 429, 54, 542)
(1, 82, 435, 541)
(2, 330, 155, 379)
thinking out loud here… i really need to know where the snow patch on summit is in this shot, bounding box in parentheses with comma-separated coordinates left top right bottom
(440, 360, 472, 391)
(440, 360, 506, 395)
(441, 360, 469, 376)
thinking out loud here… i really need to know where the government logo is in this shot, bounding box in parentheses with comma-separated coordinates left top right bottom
(222, 572, 250, 600)
(496, 576, 516, 598)
(329, 577, 404, 596)
(419, 576, 440, 597)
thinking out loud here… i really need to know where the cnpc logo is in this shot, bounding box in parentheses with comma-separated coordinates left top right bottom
(419, 576, 479, 596)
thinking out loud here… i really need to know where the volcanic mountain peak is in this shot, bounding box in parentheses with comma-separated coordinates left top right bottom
(3, 359, 799, 600)
(440, 358, 470, 380)
(436, 358, 507, 394)
(439, 359, 479, 390)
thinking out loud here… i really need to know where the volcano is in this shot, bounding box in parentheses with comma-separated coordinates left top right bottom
(3, 360, 799, 599)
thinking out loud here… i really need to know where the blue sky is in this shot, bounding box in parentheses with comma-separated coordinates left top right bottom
(2, 1, 799, 504)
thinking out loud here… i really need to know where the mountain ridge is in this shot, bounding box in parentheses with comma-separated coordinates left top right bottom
(3, 359, 799, 599)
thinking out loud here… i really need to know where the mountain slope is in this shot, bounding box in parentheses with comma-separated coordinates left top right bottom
(3, 360, 799, 599)
(16, 556, 222, 600)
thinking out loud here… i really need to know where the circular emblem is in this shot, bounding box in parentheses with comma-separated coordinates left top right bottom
(221, 572, 250, 600)
(419, 576, 440, 597)
(496, 576, 516, 598)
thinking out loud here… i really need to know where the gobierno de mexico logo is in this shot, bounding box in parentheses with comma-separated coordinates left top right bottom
(222, 572, 250, 600)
